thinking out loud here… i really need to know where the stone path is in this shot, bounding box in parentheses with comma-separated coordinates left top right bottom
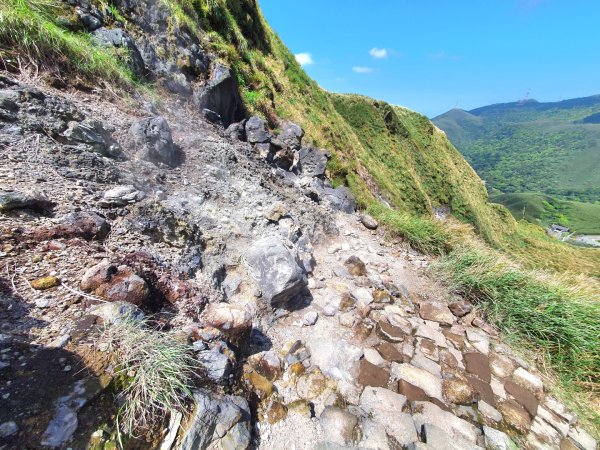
(245, 213, 597, 450)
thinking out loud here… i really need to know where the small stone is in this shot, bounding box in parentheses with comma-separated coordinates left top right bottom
(359, 214, 379, 230)
(265, 203, 287, 222)
(391, 363, 443, 402)
(465, 328, 490, 355)
(483, 426, 518, 450)
(418, 338, 439, 361)
(267, 402, 287, 424)
(63, 365, 72, 372)
(0, 421, 18, 438)
(478, 400, 502, 423)
(443, 378, 477, 405)
(448, 300, 472, 317)
(363, 348, 386, 367)
(202, 303, 252, 336)
(323, 304, 337, 316)
(419, 302, 454, 325)
(243, 371, 273, 399)
(30, 276, 60, 290)
(302, 311, 319, 326)
(344, 256, 367, 276)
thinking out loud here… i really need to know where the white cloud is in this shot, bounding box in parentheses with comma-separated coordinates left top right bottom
(294, 52, 314, 66)
(369, 47, 388, 59)
(352, 66, 374, 73)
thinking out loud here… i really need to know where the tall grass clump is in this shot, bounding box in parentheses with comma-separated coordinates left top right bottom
(102, 317, 197, 435)
(0, 0, 132, 85)
(431, 247, 600, 384)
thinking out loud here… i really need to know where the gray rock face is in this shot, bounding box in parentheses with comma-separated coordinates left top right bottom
(129, 116, 179, 166)
(180, 389, 251, 450)
(63, 120, 123, 158)
(483, 426, 518, 450)
(296, 147, 328, 177)
(244, 237, 307, 306)
(0, 190, 47, 212)
(245, 116, 271, 144)
(278, 121, 304, 149)
(193, 64, 244, 127)
(92, 27, 145, 76)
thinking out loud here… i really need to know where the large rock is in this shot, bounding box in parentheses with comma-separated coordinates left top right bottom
(0, 189, 47, 212)
(92, 27, 145, 76)
(31, 211, 110, 241)
(412, 401, 482, 444)
(278, 121, 304, 149)
(180, 389, 251, 450)
(129, 116, 179, 166)
(319, 406, 358, 446)
(295, 147, 328, 177)
(320, 185, 356, 213)
(193, 64, 244, 127)
(244, 237, 307, 306)
(80, 261, 149, 306)
(63, 120, 123, 157)
(244, 116, 271, 144)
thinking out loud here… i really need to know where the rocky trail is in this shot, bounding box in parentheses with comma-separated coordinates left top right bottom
(0, 72, 596, 450)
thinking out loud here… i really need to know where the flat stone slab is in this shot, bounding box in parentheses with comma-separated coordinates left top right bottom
(419, 302, 455, 325)
(391, 363, 443, 402)
(412, 401, 482, 444)
(464, 352, 491, 383)
(358, 359, 389, 388)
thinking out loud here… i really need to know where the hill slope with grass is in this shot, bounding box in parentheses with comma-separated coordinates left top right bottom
(433, 96, 600, 203)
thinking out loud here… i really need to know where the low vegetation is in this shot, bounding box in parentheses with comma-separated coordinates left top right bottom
(102, 317, 196, 435)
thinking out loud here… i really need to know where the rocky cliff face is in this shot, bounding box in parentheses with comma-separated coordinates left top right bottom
(0, 1, 597, 450)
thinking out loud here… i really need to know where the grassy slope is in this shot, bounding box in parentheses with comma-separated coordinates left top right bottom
(493, 192, 600, 235)
(433, 98, 600, 203)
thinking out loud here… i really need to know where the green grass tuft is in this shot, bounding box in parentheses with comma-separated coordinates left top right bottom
(102, 317, 197, 435)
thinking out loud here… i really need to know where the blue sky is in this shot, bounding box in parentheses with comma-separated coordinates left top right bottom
(259, 0, 600, 117)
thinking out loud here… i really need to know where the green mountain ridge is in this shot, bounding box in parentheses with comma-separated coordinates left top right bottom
(433, 95, 600, 203)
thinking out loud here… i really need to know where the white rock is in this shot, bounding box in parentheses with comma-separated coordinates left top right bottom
(302, 311, 318, 326)
(390, 363, 443, 401)
(322, 304, 337, 317)
(568, 426, 598, 450)
(478, 400, 502, 423)
(483, 426, 518, 450)
(412, 401, 482, 444)
(306, 337, 363, 383)
(512, 367, 544, 398)
(363, 348, 386, 368)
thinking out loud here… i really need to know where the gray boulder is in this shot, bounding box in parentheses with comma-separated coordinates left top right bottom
(245, 116, 271, 144)
(196, 345, 232, 383)
(0, 190, 47, 212)
(296, 147, 328, 177)
(278, 121, 304, 149)
(129, 116, 179, 166)
(225, 121, 246, 141)
(92, 27, 145, 76)
(244, 237, 307, 306)
(321, 186, 356, 213)
(180, 389, 251, 450)
(63, 120, 123, 158)
(193, 64, 244, 127)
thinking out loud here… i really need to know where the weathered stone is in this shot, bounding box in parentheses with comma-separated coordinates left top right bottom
(504, 380, 538, 417)
(398, 379, 429, 402)
(306, 337, 362, 382)
(244, 371, 273, 399)
(419, 302, 454, 325)
(512, 367, 544, 400)
(30, 276, 60, 290)
(359, 214, 379, 230)
(129, 116, 179, 166)
(530, 416, 561, 447)
(411, 352, 442, 377)
(391, 363, 443, 402)
(478, 400, 502, 424)
(266, 402, 287, 424)
(483, 426, 518, 450)
(344, 256, 367, 276)
(443, 377, 478, 405)
(358, 359, 389, 388)
(247, 351, 282, 381)
(245, 116, 271, 144)
(363, 348, 386, 367)
(439, 348, 459, 369)
(319, 185, 356, 213)
(80, 261, 149, 306)
(244, 237, 307, 306)
(360, 387, 417, 446)
(448, 300, 472, 317)
(420, 423, 484, 450)
(375, 342, 403, 363)
(99, 185, 144, 207)
(63, 120, 123, 157)
(319, 406, 358, 446)
(567, 427, 597, 450)
(180, 389, 251, 450)
(0, 189, 47, 212)
(412, 401, 482, 444)
(489, 352, 515, 379)
(376, 321, 405, 342)
(498, 401, 532, 434)
(302, 311, 319, 326)
(197, 347, 232, 383)
(295, 370, 330, 400)
(91, 301, 144, 324)
(442, 330, 465, 350)
(418, 338, 439, 361)
(265, 202, 287, 222)
(358, 420, 391, 450)
(464, 352, 491, 383)
(465, 328, 490, 355)
(296, 147, 328, 177)
(545, 396, 577, 424)
(465, 374, 495, 406)
(278, 121, 304, 149)
(202, 303, 252, 336)
(537, 405, 570, 436)
(193, 64, 244, 127)
(0, 421, 18, 438)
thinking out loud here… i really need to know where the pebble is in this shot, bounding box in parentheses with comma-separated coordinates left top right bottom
(302, 311, 318, 326)
(0, 421, 18, 438)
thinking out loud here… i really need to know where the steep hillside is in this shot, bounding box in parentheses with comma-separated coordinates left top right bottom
(433, 96, 600, 203)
